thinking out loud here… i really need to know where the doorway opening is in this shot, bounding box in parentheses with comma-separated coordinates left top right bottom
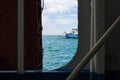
(42, 0, 78, 70)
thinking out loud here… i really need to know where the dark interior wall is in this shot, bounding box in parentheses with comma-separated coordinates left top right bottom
(64, 0, 91, 70)
(24, 0, 42, 69)
(105, 0, 120, 71)
(0, 0, 17, 69)
(0, 0, 42, 70)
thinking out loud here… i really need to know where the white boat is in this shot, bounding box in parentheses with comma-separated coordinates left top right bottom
(64, 28, 78, 39)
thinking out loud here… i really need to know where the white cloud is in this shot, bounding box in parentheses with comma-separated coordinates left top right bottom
(42, 0, 78, 35)
(42, 15, 56, 27)
(43, 0, 78, 14)
(55, 16, 75, 25)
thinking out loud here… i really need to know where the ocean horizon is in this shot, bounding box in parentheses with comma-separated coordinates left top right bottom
(42, 35, 78, 70)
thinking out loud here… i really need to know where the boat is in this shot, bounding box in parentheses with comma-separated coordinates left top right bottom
(0, 0, 120, 80)
(64, 28, 78, 39)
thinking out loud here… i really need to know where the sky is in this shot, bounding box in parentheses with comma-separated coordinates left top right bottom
(42, 0, 78, 35)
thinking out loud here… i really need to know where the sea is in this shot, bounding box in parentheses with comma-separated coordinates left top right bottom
(42, 35, 78, 70)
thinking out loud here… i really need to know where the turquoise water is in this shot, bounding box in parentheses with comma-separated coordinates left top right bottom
(42, 35, 78, 70)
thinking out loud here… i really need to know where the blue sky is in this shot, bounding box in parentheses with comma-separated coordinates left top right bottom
(42, 0, 78, 35)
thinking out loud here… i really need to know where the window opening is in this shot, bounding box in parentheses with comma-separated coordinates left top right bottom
(42, 0, 78, 70)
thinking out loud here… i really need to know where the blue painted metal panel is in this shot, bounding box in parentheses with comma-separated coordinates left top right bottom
(106, 71, 120, 80)
(0, 70, 90, 80)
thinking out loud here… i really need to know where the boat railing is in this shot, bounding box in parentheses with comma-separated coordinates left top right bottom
(66, 16, 120, 80)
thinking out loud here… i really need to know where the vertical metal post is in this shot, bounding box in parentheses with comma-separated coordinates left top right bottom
(90, 0, 96, 74)
(90, 0, 105, 76)
(93, 0, 105, 74)
(18, 0, 24, 74)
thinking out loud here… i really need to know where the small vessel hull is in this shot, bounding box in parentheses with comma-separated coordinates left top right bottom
(65, 33, 78, 39)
